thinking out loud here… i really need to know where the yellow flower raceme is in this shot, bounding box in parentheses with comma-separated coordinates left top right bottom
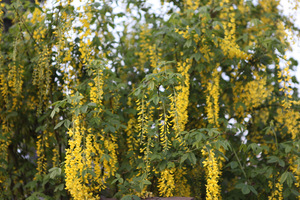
(64, 67, 118, 199)
(158, 168, 175, 197)
(174, 167, 191, 196)
(219, 0, 249, 60)
(36, 134, 45, 175)
(184, 0, 199, 10)
(277, 58, 293, 108)
(275, 108, 300, 140)
(169, 58, 191, 145)
(0, 121, 10, 187)
(89, 68, 104, 111)
(159, 111, 171, 152)
(202, 149, 221, 200)
(233, 71, 272, 118)
(268, 180, 283, 200)
(206, 68, 220, 127)
(65, 116, 115, 200)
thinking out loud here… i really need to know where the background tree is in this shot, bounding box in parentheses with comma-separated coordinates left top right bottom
(0, 0, 299, 199)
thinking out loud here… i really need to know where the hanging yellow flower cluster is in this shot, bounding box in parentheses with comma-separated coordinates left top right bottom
(136, 98, 149, 142)
(219, 0, 249, 60)
(30, 4, 53, 114)
(243, 75, 271, 108)
(7, 38, 24, 111)
(36, 130, 57, 175)
(233, 71, 272, 118)
(64, 60, 118, 199)
(102, 134, 118, 179)
(30, 2, 44, 25)
(158, 167, 175, 197)
(54, 3, 75, 96)
(206, 68, 220, 127)
(175, 59, 191, 132)
(65, 115, 100, 200)
(159, 111, 171, 152)
(135, 26, 151, 72)
(167, 58, 191, 146)
(139, 99, 154, 178)
(0, 0, 11, 190)
(7, 62, 24, 111)
(52, 144, 59, 167)
(126, 118, 136, 155)
(268, 180, 283, 200)
(135, 95, 157, 196)
(184, 0, 200, 10)
(36, 134, 46, 175)
(259, 0, 279, 13)
(149, 44, 162, 73)
(274, 108, 300, 140)
(0, 121, 10, 187)
(202, 149, 221, 200)
(125, 97, 137, 164)
(89, 67, 104, 111)
(277, 57, 293, 108)
(65, 114, 118, 199)
(250, 108, 270, 143)
(289, 156, 300, 199)
(173, 167, 191, 197)
(33, 48, 52, 110)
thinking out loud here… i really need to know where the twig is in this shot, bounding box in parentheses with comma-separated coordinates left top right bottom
(12, 5, 41, 49)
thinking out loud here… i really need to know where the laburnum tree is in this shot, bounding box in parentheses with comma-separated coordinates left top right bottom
(0, 0, 300, 199)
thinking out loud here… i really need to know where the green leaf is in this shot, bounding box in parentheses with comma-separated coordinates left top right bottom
(87, 169, 96, 177)
(278, 159, 285, 167)
(291, 189, 300, 196)
(50, 110, 56, 118)
(184, 39, 193, 48)
(180, 153, 188, 164)
(121, 195, 133, 200)
(148, 81, 155, 90)
(242, 184, 250, 194)
(142, 179, 151, 185)
(280, 171, 288, 184)
(230, 161, 238, 169)
(153, 96, 159, 105)
(49, 167, 61, 179)
(75, 108, 80, 116)
(188, 152, 197, 165)
(111, 178, 118, 184)
(285, 145, 292, 153)
(208, 128, 219, 137)
(54, 120, 64, 130)
(81, 105, 88, 113)
(134, 88, 141, 96)
(235, 183, 244, 189)
(248, 185, 258, 195)
(88, 102, 97, 107)
(167, 162, 175, 169)
(267, 156, 279, 164)
(239, 144, 247, 152)
(280, 171, 294, 187)
(54, 183, 64, 192)
(64, 119, 71, 129)
(132, 195, 141, 200)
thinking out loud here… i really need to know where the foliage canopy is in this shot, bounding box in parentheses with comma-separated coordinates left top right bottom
(0, 0, 300, 199)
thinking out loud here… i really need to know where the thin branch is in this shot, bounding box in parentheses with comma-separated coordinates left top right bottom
(12, 5, 41, 49)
